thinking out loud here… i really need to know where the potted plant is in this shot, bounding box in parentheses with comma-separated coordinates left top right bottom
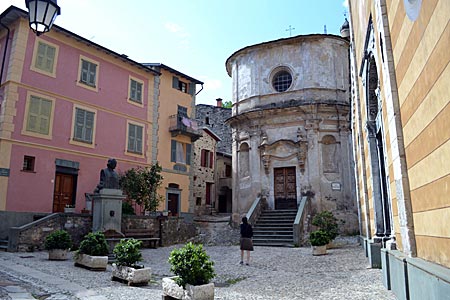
(309, 230, 330, 256)
(111, 238, 151, 285)
(64, 204, 76, 213)
(312, 210, 339, 247)
(74, 232, 109, 271)
(44, 230, 72, 260)
(162, 242, 215, 300)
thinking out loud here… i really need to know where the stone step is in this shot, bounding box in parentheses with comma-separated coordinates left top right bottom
(0, 239, 8, 251)
(253, 234, 293, 240)
(255, 219, 294, 224)
(253, 231, 293, 236)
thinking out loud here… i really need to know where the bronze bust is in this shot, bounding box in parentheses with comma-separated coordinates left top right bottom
(94, 158, 119, 193)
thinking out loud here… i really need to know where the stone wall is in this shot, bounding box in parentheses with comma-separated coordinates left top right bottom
(195, 104, 232, 154)
(9, 214, 199, 252)
(10, 214, 92, 252)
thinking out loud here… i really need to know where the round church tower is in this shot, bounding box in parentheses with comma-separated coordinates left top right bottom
(226, 34, 358, 234)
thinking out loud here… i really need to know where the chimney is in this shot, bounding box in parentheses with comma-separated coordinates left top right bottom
(216, 98, 223, 107)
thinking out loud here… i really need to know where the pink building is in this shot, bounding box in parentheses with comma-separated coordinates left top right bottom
(0, 6, 159, 213)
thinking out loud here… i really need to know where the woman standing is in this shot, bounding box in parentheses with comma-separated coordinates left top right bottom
(240, 216, 254, 265)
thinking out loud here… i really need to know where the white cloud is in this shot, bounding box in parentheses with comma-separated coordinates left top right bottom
(164, 22, 191, 49)
(204, 79, 222, 91)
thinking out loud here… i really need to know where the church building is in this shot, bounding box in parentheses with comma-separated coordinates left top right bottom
(225, 33, 358, 234)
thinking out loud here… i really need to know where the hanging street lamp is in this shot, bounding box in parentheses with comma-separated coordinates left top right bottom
(25, 0, 61, 36)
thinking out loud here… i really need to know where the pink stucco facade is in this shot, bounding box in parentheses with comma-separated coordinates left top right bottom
(0, 8, 157, 213)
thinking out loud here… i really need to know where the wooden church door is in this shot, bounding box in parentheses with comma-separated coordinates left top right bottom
(274, 167, 297, 209)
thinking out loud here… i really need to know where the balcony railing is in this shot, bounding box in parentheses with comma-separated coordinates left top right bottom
(169, 114, 201, 141)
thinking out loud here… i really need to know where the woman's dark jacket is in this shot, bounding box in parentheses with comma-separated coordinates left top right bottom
(240, 223, 253, 238)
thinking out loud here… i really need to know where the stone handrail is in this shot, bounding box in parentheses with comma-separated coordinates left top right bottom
(246, 196, 265, 226)
(8, 213, 61, 252)
(293, 196, 312, 246)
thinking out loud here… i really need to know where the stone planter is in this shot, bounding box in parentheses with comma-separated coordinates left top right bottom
(111, 264, 151, 286)
(48, 249, 69, 260)
(312, 245, 327, 256)
(74, 253, 108, 271)
(64, 207, 76, 213)
(162, 276, 214, 300)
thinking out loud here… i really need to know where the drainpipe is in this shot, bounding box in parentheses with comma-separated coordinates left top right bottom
(195, 83, 204, 96)
(0, 20, 10, 86)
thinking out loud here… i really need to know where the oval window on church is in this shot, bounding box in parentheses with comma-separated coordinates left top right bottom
(272, 70, 292, 92)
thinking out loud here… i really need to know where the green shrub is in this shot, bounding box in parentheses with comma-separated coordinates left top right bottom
(168, 242, 215, 288)
(77, 232, 109, 256)
(312, 210, 339, 241)
(113, 238, 143, 267)
(44, 230, 72, 250)
(122, 201, 135, 215)
(309, 230, 330, 246)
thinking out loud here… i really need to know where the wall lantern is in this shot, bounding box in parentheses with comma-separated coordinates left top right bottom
(25, 0, 61, 36)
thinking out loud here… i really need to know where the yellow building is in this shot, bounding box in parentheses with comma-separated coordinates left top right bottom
(348, 0, 449, 298)
(144, 64, 202, 217)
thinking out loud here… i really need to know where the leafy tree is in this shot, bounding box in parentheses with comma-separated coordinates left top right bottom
(119, 163, 163, 212)
(222, 100, 232, 108)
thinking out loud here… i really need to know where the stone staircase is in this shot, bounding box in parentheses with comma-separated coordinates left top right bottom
(252, 209, 297, 247)
(0, 238, 8, 251)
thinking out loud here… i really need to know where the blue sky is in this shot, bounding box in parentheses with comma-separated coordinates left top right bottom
(1, 0, 348, 105)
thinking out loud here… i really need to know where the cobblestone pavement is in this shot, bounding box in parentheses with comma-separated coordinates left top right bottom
(0, 240, 396, 300)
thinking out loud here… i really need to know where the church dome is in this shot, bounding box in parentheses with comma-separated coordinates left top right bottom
(340, 18, 350, 39)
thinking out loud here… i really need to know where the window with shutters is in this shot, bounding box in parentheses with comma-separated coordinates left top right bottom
(77, 55, 99, 91)
(22, 93, 55, 139)
(200, 149, 214, 168)
(31, 39, 58, 77)
(127, 122, 144, 154)
(172, 76, 195, 95)
(128, 76, 144, 105)
(170, 140, 191, 165)
(73, 108, 95, 144)
(69, 105, 96, 148)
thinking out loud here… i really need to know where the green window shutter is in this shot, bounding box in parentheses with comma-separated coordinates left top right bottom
(39, 99, 52, 135)
(45, 46, 55, 72)
(136, 125, 143, 153)
(172, 76, 179, 89)
(128, 124, 135, 151)
(27, 96, 52, 135)
(85, 111, 94, 143)
(188, 83, 195, 95)
(81, 60, 88, 82)
(136, 82, 142, 102)
(186, 143, 191, 165)
(88, 63, 97, 86)
(74, 108, 85, 140)
(35, 42, 46, 70)
(171, 140, 177, 162)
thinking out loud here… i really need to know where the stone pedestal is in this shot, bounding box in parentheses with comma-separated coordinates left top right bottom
(92, 189, 125, 233)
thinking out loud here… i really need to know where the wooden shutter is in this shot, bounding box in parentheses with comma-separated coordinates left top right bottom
(209, 151, 214, 169)
(172, 76, 179, 89)
(186, 143, 191, 165)
(171, 140, 177, 162)
(136, 125, 143, 153)
(85, 111, 94, 143)
(201, 149, 206, 167)
(188, 83, 195, 95)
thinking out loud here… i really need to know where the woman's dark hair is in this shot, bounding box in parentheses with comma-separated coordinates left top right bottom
(242, 217, 248, 224)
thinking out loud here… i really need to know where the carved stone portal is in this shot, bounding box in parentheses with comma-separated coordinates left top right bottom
(259, 139, 308, 174)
